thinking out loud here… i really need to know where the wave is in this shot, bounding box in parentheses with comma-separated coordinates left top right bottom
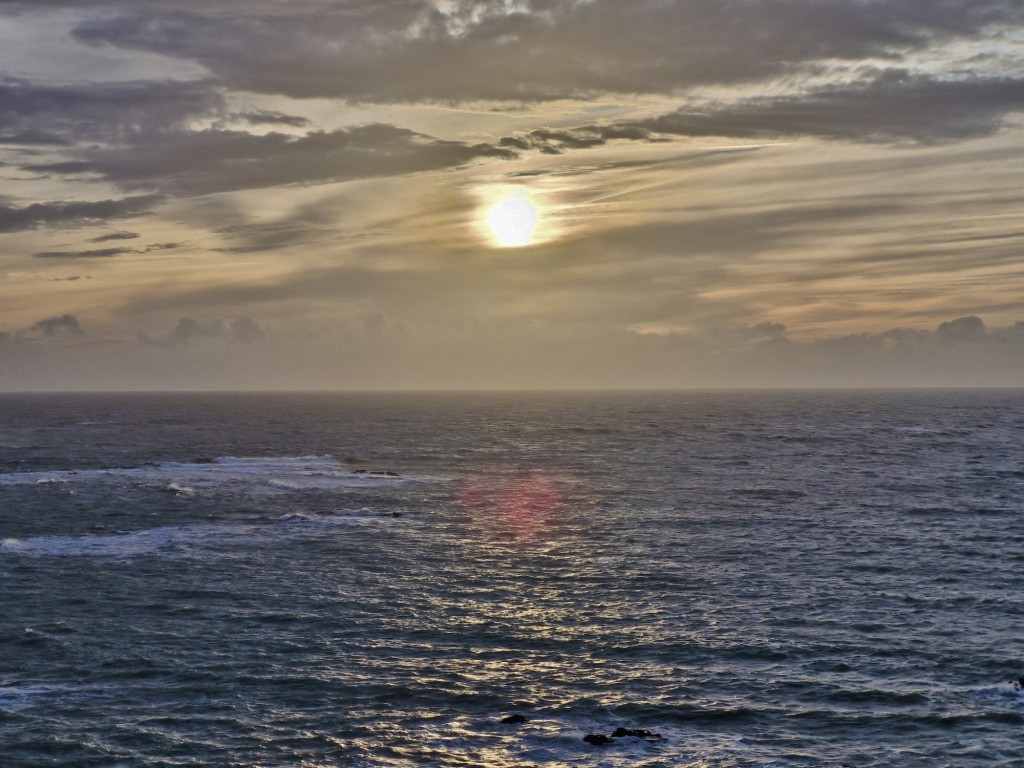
(0, 455, 411, 494)
(0, 682, 81, 711)
(0, 509, 392, 559)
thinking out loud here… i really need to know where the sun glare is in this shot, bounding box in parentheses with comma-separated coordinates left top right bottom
(485, 190, 539, 247)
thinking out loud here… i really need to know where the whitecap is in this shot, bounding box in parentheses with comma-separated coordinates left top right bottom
(1, 513, 387, 559)
(0, 527, 211, 558)
(0, 454, 410, 493)
(0, 683, 75, 711)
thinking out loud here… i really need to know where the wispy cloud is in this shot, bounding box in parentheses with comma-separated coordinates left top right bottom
(24, 124, 517, 196)
(0, 195, 161, 232)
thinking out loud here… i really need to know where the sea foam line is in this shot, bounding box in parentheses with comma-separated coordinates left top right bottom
(0, 455, 410, 492)
(0, 510, 387, 559)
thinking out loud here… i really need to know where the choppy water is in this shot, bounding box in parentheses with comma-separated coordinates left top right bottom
(2, 390, 1024, 767)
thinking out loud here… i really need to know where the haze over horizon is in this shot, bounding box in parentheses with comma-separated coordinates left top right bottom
(3, 0, 1024, 390)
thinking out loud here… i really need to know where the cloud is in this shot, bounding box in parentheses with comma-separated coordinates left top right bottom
(34, 247, 135, 259)
(0, 77, 224, 142)
(28, 123, 516, 196)
(34, 241, 182, 258)
(88, 230, 140, 242)
(138, 316, 266, 348)
(0, 129, 71, 146)
(0, 195, 161, 232)
(233, 110, 310, 128)
(500, 124, 662, 155)
(65, 1, 1024, 102)
(4, 308, 1024, 389)
(936, 315, 988, 343)
(491, 73, 1024, 156)
(228, 316, 264, 344)
(21, 313, 82, 338)
(631, 73, 1024, 144)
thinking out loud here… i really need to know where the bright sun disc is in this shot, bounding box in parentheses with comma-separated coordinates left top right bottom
(486, 193, 539, 247)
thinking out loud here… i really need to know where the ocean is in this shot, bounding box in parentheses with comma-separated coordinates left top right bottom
(1, 390, 1023, 767)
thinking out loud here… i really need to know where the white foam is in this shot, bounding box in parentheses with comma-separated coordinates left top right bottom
(0, 455, 410, 493)
(892, 426, 941, 435)
(1, 512, 385, 559)
(968, 682, 1024, 701)
(0, 683, 73, 711)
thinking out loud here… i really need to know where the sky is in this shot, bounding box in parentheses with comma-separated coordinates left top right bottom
(2, 0, 1024, 390)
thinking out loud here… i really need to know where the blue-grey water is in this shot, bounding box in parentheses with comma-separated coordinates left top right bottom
(2, 390, 1023, 767)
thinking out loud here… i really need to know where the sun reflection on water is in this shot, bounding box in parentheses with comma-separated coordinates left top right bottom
(458, 468, 564, 540)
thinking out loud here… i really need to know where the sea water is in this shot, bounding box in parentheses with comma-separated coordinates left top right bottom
(1, 390, 1023, 767)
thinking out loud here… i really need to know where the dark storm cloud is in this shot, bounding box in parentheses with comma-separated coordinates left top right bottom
(0, 195, 160, 232)
(138, 316, 266, 348)
(632, 73, 1024, 144)
(63, 1, 1024, 101)
(34, 124, 516, 196)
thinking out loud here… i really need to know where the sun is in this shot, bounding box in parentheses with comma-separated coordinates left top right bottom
(486, 191, 539, 247)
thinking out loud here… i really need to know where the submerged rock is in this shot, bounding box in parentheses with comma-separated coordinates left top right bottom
(611, 727, 663, 740)
(583, 734, 613, 746)
(500, 714, 528, 724)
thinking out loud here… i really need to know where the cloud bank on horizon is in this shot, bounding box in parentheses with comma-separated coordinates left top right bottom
(2, 0, 1024, 389)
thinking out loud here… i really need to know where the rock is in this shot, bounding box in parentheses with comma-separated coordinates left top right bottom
(500, 714, 528, 724)
(583, 734, 613, 746)
(611, 727, 662, 739)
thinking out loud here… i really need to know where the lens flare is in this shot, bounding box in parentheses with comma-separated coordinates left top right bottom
(459, 469, 563, 539)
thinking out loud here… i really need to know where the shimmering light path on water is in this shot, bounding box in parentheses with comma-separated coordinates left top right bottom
(2, 391, 1024, 766)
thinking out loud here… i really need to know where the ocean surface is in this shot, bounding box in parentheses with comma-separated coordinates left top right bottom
(2, 390, 1024, 767)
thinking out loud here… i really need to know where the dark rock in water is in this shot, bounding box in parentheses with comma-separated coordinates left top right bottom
(611, 727, 663, 740)
(279, 513, 309, 523)
(1014, 677, 1024, 692)
(192, 456, 214, 464)
(343, 456, 366, 465)
(583, 734, 613, 746)
(500, 714, 527, 724)
(391, 511, 403, 518)
(353, 469, 368, 474)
